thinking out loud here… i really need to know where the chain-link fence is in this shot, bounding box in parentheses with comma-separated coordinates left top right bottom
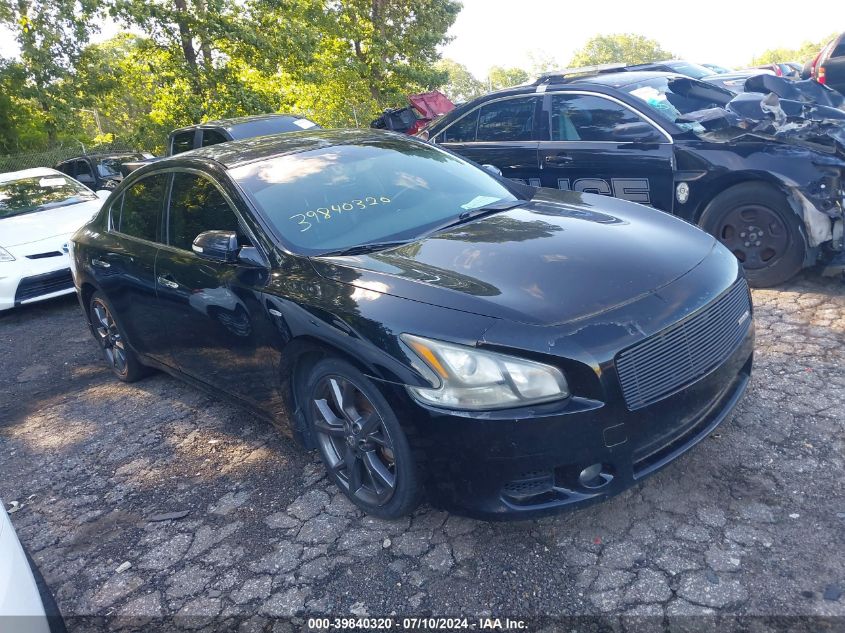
(0, 140, 146, 174)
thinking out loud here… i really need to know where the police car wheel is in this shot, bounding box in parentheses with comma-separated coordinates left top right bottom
(699, 182, 805, 288)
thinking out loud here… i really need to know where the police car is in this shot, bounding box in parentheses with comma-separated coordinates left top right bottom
(422, 64, 845, 287)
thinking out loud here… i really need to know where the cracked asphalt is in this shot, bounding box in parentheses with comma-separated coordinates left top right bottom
(1, 272, 844, 630)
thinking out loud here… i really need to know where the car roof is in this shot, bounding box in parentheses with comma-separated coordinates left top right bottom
(58, 152, 143, 162)
(552, 70, 684, 88)
(0, 167, 63, 183)
(154, 129, 408, 170)
(171, 113, 309, 135)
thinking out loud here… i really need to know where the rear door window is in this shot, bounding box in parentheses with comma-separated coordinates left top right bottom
(117, 174, 168, 242)
(476, 97, 538, 142)
(167, 173, 242, 251)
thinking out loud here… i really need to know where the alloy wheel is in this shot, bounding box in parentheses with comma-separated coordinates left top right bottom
(311, 375, 397, 506)
(91, 300, 128, 375)
(718, 204, 789, 270)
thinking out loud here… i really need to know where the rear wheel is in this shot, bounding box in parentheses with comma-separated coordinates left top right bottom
(698, 183, 805, 287)
(89, 292, 150, 382)
(303, 358, 421, 518)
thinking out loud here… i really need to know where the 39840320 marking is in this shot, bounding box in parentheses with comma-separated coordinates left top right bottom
(290, 195, 392, 231)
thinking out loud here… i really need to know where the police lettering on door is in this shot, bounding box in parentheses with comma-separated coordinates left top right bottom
(511, 177, 651, 205)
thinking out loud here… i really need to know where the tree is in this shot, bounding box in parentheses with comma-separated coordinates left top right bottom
(435, 58, 484, 102)
(487, 66, 529, 91)
(751, 34, 837, 66)
(527, 49, 559, 76)
(1, 0, 102, 143)
(569, 33, 673, 67)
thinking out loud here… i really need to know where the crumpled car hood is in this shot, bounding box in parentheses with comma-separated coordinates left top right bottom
(684, 76, 845, 158)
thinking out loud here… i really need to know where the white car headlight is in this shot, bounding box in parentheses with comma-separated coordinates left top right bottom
(401, 334, 569, 410)
(0, 247, 14, 262)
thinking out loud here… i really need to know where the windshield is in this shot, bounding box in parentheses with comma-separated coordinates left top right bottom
(667, 61, 715, 79)
(0, 174, 96, 219)
(622, 77, 733, 133)
(230, 138, 519, 255)
(96, 154, 145, 177)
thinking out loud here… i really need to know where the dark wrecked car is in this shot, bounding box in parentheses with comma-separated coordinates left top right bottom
(422, 69, 845, 287)
(70, 130, 753, 519)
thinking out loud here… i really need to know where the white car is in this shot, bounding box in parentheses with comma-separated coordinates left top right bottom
(0, 167, 107, 311)
(0, 501, 54, 633)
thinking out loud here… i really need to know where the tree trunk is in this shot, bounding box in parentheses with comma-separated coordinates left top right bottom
(173, 0, 203, 96)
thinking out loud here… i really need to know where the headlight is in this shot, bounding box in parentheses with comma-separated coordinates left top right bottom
(401, 334, 569, 410)
(0, 247, 14, 262)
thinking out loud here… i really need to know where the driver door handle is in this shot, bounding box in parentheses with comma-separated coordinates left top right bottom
(157, 275, 179, 289)
(545, 154, 573, 165)
(91, 258, 111, 269)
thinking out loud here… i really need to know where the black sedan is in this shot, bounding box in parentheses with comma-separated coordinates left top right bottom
(70, 130, 753, 519)
(422, 69, 845, 287)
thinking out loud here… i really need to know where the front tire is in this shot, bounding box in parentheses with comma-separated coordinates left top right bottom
(303, 358, 421, 519)
(89, 292, 150, 382)
(698, 182, 805, 287)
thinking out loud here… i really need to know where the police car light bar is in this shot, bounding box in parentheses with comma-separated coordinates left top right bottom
(533, 63, 628, 85)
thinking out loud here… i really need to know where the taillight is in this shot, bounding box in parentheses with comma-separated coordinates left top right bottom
(774, 65, 783, 76)
(818, 65, 827, 84)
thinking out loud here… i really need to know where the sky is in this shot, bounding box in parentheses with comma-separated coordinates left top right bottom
(1, 0, 839, 76)
(439, 0, 839, 78)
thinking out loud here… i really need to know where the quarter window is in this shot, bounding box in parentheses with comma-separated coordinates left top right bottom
(118, 174, 168, 241)
(170, 131, 195, 155)
(168, 173, 241, 251)
(476, 97, 537, 142)
(201, 129, 229, 147)
(440, 110, 479, 143)
(549, 94, 663, 143)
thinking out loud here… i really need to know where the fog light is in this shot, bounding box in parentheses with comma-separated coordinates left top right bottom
(579, 463, 604, 487)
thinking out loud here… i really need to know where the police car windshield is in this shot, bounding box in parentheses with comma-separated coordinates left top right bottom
(623, 77, 732, 133)
(230, 138, 520, 256)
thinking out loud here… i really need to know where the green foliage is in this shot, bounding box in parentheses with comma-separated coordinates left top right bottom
(750, 34, 837, 66)
(0, 0, 461, 153)
(488, 66, 529, 90)
(435, 58, 484, 103)
(569, 33, 674, 67)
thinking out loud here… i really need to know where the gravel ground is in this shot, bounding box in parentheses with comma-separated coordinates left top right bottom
(1, 272, 844, 631)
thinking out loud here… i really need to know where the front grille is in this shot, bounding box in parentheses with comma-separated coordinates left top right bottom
(14, 268, 74, 304)
(616, 280, 751, 411)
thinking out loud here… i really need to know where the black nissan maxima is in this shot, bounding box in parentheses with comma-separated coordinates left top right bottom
(70, 130, 754, 519)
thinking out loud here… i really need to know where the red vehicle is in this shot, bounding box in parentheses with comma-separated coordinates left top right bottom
(371, 91, 455, 135)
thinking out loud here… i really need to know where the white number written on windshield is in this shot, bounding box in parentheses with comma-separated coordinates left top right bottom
(289, 195, 392, 232)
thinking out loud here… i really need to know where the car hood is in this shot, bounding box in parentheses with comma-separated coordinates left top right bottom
(311, 189, 718, 326)
(0, 198, 102, 248)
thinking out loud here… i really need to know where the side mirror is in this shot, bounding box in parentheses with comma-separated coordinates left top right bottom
(192, 230, 239, 263)
(95, 190, 112, 199)
(482, 164, 502, 176)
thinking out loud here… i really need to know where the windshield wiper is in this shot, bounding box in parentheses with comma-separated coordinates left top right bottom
(428, 199, 525, 235)
(319, 240, 412, 257)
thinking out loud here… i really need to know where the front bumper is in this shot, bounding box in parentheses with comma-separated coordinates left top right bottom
(0, 237, 75, 311)
(394, 325, 752, 520)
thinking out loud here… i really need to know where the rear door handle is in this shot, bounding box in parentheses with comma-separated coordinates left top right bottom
(91, 258, 111, 269)
(157, 275, 179, 289)
(545, 154, 573, 165)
